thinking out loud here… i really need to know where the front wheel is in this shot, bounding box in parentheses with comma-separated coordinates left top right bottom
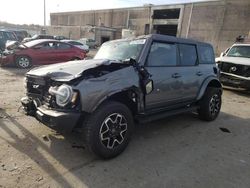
(198, 87, 222, 121)
(83, 101, 134, 159)
(16, 56, 32, 68)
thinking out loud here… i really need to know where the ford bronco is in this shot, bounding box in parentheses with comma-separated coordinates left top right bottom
(21, 34, 222, 159)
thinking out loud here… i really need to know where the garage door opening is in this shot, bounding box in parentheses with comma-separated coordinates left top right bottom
(101, 36, 110, 44)
(153, 9, 180, 19)
(153, 25, 178, 36)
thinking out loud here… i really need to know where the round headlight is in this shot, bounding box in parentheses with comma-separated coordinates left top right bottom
(55, 85, 73, 107)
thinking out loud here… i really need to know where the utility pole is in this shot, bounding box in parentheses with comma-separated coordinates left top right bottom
(44, 0, 46, 26)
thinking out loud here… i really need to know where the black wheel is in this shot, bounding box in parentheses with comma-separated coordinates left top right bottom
(198, 87, 222, 121)
(83, 101, 134, 159)
(16, 56, 32, 68)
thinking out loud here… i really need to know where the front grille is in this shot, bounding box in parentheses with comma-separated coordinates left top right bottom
(26, 76, 56, 108)
(26, 76, 47, 97)
(220, 62, 250, 77)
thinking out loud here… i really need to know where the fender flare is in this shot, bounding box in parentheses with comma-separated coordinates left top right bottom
(196, 76, 222, 100)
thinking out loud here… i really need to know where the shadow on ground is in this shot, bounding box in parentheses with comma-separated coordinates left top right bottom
(0, 108, 250, 187)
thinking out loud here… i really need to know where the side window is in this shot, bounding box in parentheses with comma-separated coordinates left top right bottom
(146, 42, 177, 66)
(70, 41, 82, 46)
(179, 44, 198, 66)
(199, 46, 214, 64)
(57, 43, 71, 49)
(0, 32, 4, 40)
(40, 42, 56, 50)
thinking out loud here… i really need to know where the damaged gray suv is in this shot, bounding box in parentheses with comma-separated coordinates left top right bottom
(21, 34, 222, 158)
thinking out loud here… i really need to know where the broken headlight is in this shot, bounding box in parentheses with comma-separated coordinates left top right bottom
(49, 84, 73, 107)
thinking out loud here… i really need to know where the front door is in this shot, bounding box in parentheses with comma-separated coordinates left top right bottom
(145, 42, 183, 110)
(32, 42, 57, 64)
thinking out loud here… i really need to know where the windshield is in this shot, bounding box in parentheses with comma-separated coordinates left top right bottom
(94, 39, 146, 61)
(227, 46, 250, 58)
(31, 34, 38, 39)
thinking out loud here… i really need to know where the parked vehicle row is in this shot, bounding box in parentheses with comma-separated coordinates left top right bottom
(0, 31, 94, 68)
(1, 39, 87, 68)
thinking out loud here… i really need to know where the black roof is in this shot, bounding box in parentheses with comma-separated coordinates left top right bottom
(108, 34, 212, 47)
(148, 34, 212, 47)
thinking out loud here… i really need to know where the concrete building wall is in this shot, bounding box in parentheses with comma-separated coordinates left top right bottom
(181, 0, 250, 53)
(51, 7, 151, 35)
(45, 25, 81, 39)
(50, 0, 250, 54)
(44, 25, 116, 45)
(216, 0, 250, 52)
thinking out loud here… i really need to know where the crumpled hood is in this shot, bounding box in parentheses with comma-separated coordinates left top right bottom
(26, 59, 118, 82)
(5, 40, 21, 50)
(216, 56, 250, 66)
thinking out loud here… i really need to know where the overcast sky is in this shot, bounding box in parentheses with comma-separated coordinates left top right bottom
(0, 0, 209, 25)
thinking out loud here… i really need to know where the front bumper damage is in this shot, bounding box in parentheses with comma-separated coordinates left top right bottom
(21, 97, 81, 131)
(220, 72, 250, 89)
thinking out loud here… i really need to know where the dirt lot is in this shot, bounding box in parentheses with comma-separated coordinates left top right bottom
(0, 65, 250, 188)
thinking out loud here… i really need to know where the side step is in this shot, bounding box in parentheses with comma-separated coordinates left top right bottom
(135, 106, 198, 124)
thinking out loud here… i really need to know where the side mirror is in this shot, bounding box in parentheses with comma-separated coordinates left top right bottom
(220, 52, 225, 57)
(145, 79, 154, 94)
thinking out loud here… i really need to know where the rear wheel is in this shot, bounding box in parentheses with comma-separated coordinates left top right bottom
(198, 87, 222, 121)
(16, 56, 32, 68)
(83, 101, 134, 159)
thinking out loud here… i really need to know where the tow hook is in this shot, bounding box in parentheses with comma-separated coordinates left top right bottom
(21, 97, 36, 115)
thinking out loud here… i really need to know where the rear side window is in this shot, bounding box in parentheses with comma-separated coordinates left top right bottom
(199, 45, 214, 64)
(57, 43, 71, 49)
(179, 44, 198, 66)
(69, 41, 82, 46)
(146, 42, 177, 66)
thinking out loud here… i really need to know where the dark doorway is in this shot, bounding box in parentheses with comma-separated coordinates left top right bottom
(101, 36, 110, 44)
(153, 9, 180, 19)
(153, 25, 178, 36)
(144, 24, 150, 35)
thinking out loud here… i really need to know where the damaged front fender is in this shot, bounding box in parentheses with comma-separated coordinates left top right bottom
(74, 66, 142, 113)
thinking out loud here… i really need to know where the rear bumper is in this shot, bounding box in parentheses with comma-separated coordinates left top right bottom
(220, 72, 250, 89)
(21, 97, 81, 132)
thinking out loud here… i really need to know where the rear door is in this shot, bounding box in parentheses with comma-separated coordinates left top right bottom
(177, 43, 201, 101)
(145, 41, 183, 110)
(54, 42, 75, 62)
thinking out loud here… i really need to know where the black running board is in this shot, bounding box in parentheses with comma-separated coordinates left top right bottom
(135, 106, 198, 124)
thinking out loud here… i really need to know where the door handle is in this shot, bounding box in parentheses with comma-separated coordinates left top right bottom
(196, 71, 203, 76)
(172, 73, 181, 78)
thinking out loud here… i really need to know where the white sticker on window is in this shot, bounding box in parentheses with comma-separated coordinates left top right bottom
(130, 39, 146, 45)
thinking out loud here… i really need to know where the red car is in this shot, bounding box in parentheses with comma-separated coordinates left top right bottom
(1, 39, 87, 68)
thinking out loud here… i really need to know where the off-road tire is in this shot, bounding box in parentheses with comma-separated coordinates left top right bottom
(198, 87, 222, 121)
(16, 56, 32, 68)
(83, 101, 134, 159)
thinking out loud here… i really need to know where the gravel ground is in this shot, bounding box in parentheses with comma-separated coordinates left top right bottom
(0, 63, 250, 188)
